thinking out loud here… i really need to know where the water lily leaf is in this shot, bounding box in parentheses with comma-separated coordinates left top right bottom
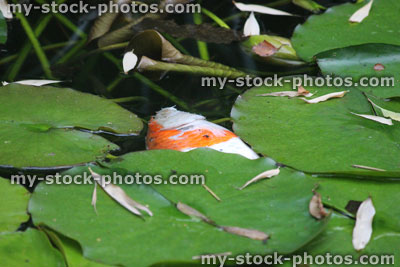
(0, 178, 30, 233)
(297, 213, 399, 267)
(0, 10, 6, 44)
(292, 0, 400, 62)
(0, 84, 142, 169)
(29, 149, 329, 266)
(316, 44, 400, 99)
(0, 228, 66, 266)
(231, 79, 400, 175)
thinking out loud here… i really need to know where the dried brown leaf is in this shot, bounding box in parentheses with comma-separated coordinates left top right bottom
(301, 91, 348, 104)
(222, 226, 269, 241)
(252, 40, 279, 57)
(176, 202, 213, 224)
(309, 191, 327, 220)
(239, 168, 280, 190)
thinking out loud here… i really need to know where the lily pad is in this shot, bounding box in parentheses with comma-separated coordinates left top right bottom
(0, 228, 66, 266)
(0, 178, 30, 233)
(231, 80, 400, 175)
(297, 213, 399, 267)
(292, 0, 400, 62)
(316, 44, 400, 99)
(0, 84, 143, 169)
(29, 149, 329, 266)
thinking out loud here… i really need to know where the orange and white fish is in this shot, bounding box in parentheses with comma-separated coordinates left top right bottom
(146, 107, 259, 159)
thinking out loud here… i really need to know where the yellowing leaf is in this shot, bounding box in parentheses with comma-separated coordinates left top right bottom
(351, 112, 393, 126)
(352, 197, 375, 251)
(239, 168, 280, 190)
(233, 1, 294, 16)
(349, 0, 374, 23)
(301, 91, 348, 104)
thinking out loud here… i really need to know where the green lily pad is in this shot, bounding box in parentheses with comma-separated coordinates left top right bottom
(231, 80, 400, 175)
(292, 0, 400, 62)
(0, 178, 30, 233)
(0, 228, 66, 266)
(0, 12, 6, 44)
(297, 213, 399, 267)
(0, 84, 143, 169)
(29, 149, 329, 266)
(316, 44, 400, 98)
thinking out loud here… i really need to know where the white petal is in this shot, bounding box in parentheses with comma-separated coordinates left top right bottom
(352, 197, 376, 251)
(0, 0, 13, 19)
(351, 112, 393, 126)
(123, 51, 138, 74)
(349, 0, 373, 23)
(243, 12, 260, 37)
(2, 80, 62, 86)
(234, 1, 294, 16)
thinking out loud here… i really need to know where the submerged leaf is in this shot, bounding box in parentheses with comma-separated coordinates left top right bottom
(352, 197, 375, 251)
(233, 1, 294, 16)
(351, 112, 393, 126)
(243, 12, 260, 37)
(301, 91, 348, 104)
(239, 168, 280, 190)
(349, 0, 374, 23)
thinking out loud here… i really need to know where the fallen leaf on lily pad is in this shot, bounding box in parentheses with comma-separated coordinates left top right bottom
(221, 226, 269, 241)
(349, 0, 374, 23)
(351, 112, 393, 126)
(177, 202, 214, 224)
(239, 168, 280, 190)
(352, 197, 375, 251)
(309, 191, 327, 220)
(89, 168, 153, 217)
(257, 86, 312, 98)
(252, 40, 279, 57)
(301, 91, 348, 104)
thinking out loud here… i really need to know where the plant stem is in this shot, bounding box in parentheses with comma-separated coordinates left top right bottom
(201, 8, 230, 29)
(193, 12, 209, 61)
(16, 12, 53, 78)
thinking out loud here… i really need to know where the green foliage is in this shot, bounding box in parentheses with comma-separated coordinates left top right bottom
(231, 79, 400, 175)
(292, 0, 400, 62)
(0, 84, 142, 168)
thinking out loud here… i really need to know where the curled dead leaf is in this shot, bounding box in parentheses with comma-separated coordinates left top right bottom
(309, 191, 327, 220)
(239, 168, 280, 190)
(352, 197, 376, 251)
(257, 86, 312, 98)
(301, 91, 348, 104)
(222, 226, 269, 241)
(368, 98, 400, 122)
